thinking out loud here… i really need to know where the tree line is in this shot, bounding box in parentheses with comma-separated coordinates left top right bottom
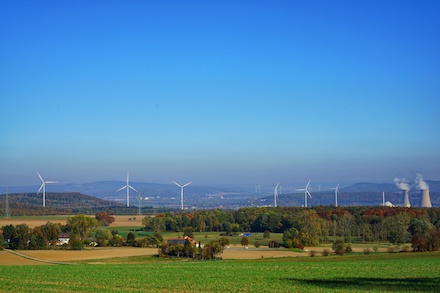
(142, 206, 440, 251)
(2, 207, 440, 253)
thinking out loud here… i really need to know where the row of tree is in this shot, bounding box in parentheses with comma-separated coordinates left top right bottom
(142, 206, 440, 251)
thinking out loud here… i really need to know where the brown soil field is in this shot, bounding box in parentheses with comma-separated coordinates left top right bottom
(222, 248, 304, 259)
(0, 250, 49, 266)
(0, 215, 144, 229)
(1, 245, 390, 266)
(18, 247, 158, 262)
(109, 215, 144, 227)
(0, 218, 67, 228)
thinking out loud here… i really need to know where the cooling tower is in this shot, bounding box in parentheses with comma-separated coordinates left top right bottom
(420, 189, 432, 208)
(403, 190, 411, 207)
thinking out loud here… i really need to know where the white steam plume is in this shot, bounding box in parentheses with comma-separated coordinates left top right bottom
(394, 178, 410, 191)
(415, 173, 429, 190)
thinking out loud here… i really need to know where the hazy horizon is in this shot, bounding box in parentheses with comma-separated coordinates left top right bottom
(1, 2, 439, 187)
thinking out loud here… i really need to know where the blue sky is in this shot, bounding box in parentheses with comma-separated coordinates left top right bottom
(1, 1, 439, 187)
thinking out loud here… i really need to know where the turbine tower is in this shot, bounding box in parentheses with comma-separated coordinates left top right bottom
(36, 171, 57, 208)
(297, 180, 312, 208)
(272, 182, 280, 207)
(137, 190, 142, 215)
(117, 173, 137, 208)
(331, 184, 340, 207)
(173, 181, 192, 210)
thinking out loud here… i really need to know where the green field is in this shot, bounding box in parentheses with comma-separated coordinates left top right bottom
(1, 252, 439, 292)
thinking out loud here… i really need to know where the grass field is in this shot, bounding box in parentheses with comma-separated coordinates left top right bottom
(0, 252, 439, 292)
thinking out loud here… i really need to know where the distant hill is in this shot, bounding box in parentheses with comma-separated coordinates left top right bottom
(1, 181, 439, 212)
(341, 180, 440, 192)
(0, 192, 150, 216)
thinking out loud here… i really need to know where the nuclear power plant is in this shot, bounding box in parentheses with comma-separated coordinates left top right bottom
(403, 189, 411, 207)
(420, 189, 432, 208)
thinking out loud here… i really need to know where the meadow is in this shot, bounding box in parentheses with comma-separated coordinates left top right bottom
(1, 252, 439, 292)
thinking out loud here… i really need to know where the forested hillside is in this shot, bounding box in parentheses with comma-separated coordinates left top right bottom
(0, 192, 157, 216)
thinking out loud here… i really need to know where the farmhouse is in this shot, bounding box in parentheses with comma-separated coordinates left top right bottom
(57, 232, 71, 245)
(167, 236, 197, 246)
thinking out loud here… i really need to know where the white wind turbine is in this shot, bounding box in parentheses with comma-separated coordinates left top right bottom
(255, 184, 261, 194)
(297, 180, 312, 207)
(173, 181, 192, 210)
(117, 173, 137, 207)
(272, 182, 280, 207)
(331, 184, 340, 207)
(36, 171, 57, 207)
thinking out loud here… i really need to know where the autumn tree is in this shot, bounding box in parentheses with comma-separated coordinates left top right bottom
(66, 214, 99, 239)
(95, 212, 115, 227)
(241, 236, 249, 247)
(95, 228, 112, 246)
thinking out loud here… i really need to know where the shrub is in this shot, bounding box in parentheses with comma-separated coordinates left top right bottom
(373, 246, 378, 252)
(363, 248, 372, 255)
(309, 250, 316, 257)
(241, 237, 249, 247)
(254, 241, 261, 248)
(292, 238, 304, 249)
(345, 244, 353, 253)
(401, 245, 410, 252)
(263, 230, 271, 239)
(332, 239, 346, 255)
(387, 246, 398, 253)
(322, 249, 330, 256)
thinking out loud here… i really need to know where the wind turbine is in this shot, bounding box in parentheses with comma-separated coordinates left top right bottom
(331, 184, 340, 207)
(272, 182, 280, 207)
(255, 184, 261, 194)
(117, 173, 137, 207)
(36, 171, 57, 207)
(173, 181, 192, 210)
(296, 180, 312, 208)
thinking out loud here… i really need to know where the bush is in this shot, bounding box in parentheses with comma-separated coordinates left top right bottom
(284, 239, 293, 248)
(263, 230, 271, 239)
(387, 246, 398, 253)
(309, 250, 316, 257)
(345, 244, 353, 253)
(292, 238, 304, 249)
(332, 239, 346, 255)
(254, 241, 261, 248)
(241, 237, 249, 247)
(373, 246, 378, 252)
(401, 245, 410, 252)
(322, 249, 330, 256)
(363, 248, 372, 255)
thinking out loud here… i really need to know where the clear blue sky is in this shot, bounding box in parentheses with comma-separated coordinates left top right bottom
(1, 1, 439, 187)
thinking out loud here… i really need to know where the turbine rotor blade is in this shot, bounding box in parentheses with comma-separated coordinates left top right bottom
(37, 171, 44, 182)
(172, 181, 183, 188)
(182, 182, 192, 187)
(307, 190, 312, 198)
(37, 183, 44, 194)
(117, 185, 128, 192)
(128, 185, 138, 192)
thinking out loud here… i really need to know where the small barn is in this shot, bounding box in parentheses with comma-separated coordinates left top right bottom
(167, 236, 197, 246)
(58, 232, 71, 245)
